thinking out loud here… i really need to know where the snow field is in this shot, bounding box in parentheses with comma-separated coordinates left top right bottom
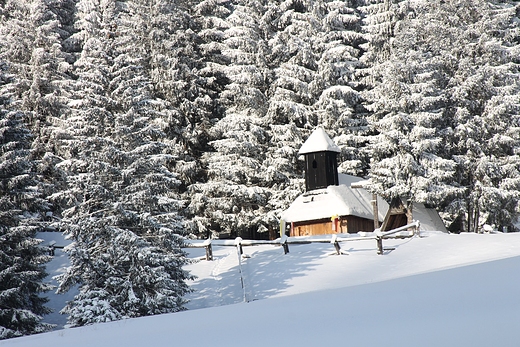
(185, 231, 520, 306)
(7, 231, 520, 347)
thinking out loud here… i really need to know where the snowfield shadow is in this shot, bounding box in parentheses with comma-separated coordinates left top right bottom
(183, 236, 421, 311)
(242, 243, 328, 301)
(184, 243, 334, 309)
(183, 248, 246, 309)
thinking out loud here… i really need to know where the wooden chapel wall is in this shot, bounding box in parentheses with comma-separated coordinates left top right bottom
(290, 216, 375, 236)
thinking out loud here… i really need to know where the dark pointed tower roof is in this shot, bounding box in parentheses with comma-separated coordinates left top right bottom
(298, 127, 340, 155)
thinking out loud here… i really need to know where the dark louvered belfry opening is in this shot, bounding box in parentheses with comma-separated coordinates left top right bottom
(303, 151, 339, 191)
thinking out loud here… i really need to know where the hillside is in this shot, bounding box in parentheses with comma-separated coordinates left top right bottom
(4, 231, 520, 346)
(1, 0, 520, 335)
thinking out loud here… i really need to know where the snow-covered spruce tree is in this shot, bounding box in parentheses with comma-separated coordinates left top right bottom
(2, 0, 73, 147)
(0, 0, 77, 216)
(185, 0, 231, 238)
(362, 0, 461, 209)
(192, 0, 233, 101)
(54, 128, 194, 325)
(57, 225, 193, 326)
(260, 0, 370, 229)
(359, 0, 407, 65)
(314, 0, 369, 176)
(363, 0, 520, 232)
(0, 109, 54, 339)
(190, 115, 272, 238)
(53, 0, 193, 326)
(357, 0, 411, 186)
(259, 0, 326, 229)
(128, 0, 237, 239)
(162, 0, 229, 137)
(261, 122, 305, 228)
(358, 0, 408, 145)
(193, 0, 233, 94)
(264, 0, 323, 129)
(443, 0, 520, 232)
(188, 0, 279, 239)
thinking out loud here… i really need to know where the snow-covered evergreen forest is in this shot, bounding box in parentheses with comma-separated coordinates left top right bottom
(1, 0, 519, 339)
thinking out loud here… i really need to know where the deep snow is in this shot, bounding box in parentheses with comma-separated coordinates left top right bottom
(4, 231, 520, 346)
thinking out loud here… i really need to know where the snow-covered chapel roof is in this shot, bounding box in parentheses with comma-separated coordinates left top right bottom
(298, 128, 341, 155)
(281, 174, 389, 223)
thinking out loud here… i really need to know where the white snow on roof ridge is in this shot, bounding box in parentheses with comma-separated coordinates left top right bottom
(280, 174, 389, 223)
(298, 127, 340, 154)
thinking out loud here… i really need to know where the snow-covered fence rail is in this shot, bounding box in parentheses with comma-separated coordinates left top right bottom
(183, 221, 421, 259)
(183, 238, 287, 260)
(375, 221, 420, 255)
(183, 239, 214, 260)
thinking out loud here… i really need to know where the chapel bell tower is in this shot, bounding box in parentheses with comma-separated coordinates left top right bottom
(298, 128, 340, 191)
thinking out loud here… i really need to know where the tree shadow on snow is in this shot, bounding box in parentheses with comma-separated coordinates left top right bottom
(242, 243, 327, 302)
(183, 248, 246, 310)
(184, 243, 332, 309)
(183, 236, 416, 310)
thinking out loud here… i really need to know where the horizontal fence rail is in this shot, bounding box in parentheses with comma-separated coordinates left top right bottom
(184, 221, 421, 260)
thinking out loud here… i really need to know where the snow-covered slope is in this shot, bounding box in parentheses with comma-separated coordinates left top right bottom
(185, 231, 520, 307)
(5, 231, 520, 346)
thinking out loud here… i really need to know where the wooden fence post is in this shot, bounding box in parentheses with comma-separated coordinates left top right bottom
(376, 237, 383, 255)
(283, 243, 289, 254)
(331, 234, 341, 255)
(233, 237, 247, 302)
(203, 239, 213, 261)
(281, 235, 289, 254)
(235, 237, 243, 256)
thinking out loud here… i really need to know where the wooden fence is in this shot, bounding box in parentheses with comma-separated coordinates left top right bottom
(184, 221, 421, 260)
